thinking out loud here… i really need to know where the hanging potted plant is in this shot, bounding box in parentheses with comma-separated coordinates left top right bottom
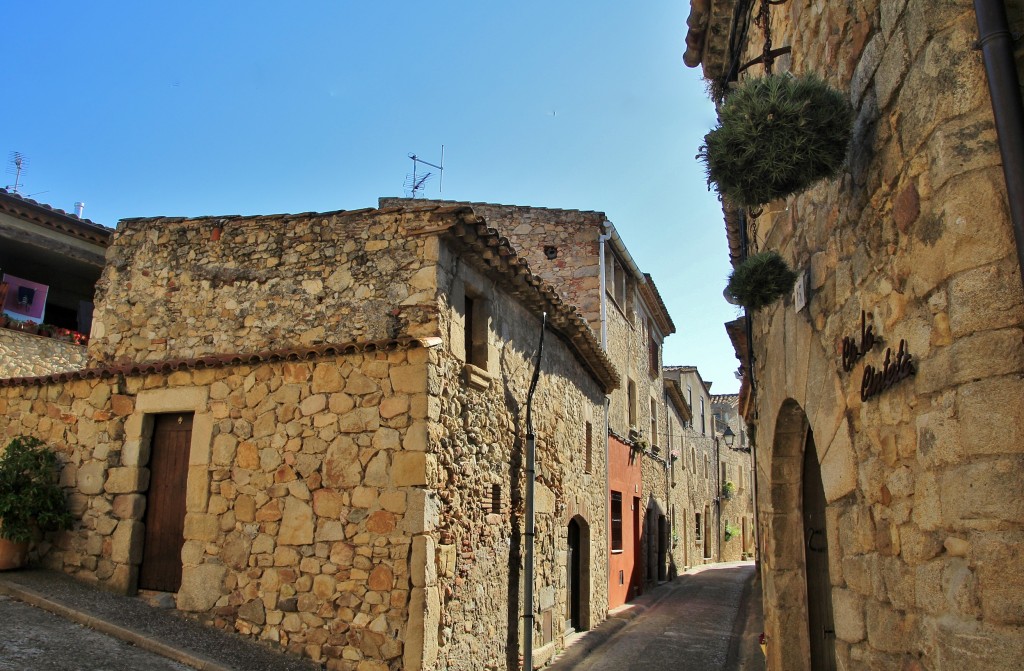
(0, 436, 73, 570)
(726, 251, 799, 311)
(699, 73, 854, 208)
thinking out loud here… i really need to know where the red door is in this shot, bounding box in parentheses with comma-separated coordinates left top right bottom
(139, 413, 192, 592)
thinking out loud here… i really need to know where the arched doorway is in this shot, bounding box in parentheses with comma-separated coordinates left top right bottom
(767, 399, 838, 671)
(566, 516, 591, 633)
(803, 429, 836, 670)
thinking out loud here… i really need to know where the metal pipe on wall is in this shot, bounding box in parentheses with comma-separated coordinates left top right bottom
(974, 0, 1024, 292)
(523, 312, 546, 671)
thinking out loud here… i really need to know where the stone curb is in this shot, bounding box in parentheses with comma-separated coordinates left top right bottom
(0, 581, 232, 671)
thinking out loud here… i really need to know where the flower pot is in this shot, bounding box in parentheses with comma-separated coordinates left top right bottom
(0, 537, 29, 570)
(726, 251, 799, 312)
(700, 74, 854, 207)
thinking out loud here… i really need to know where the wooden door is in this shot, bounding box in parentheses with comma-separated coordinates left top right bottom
(803, 429, 837, 671)
(566, 519, 582, 632)
(139, 413, 192, 592)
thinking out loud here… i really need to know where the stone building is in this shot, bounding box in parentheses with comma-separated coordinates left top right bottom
(377, 199, 727, 608)
(663, 366, 722, 569)
(0, 203, 619, 670)
(0, 188, 110, 377)
(689, 1, 1024, 669)
(712, 393, 756, 562)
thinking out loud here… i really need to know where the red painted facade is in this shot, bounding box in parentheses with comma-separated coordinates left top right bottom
(607, 435, 643, 608)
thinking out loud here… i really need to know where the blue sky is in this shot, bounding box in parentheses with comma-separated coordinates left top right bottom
(3, 2, 741, 392)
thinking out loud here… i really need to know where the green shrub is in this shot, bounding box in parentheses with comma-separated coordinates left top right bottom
(700, 74, 854, 207)
(726, 251, 799, 311)
(724, 522, 739, 542)
(0, 436, 72, 543)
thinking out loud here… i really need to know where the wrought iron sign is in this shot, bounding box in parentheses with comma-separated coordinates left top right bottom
(840, 311, 916, 401)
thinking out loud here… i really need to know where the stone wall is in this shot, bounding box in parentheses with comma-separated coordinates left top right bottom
(0, 204, 614, 671)
(430, 238, 608, 669)
(714, 2, 1024, 669)
(88, 208, 448, 364)
(0, 327, 87, 378)
(0, 345, 433, 671)
(379, 198, 607, 330)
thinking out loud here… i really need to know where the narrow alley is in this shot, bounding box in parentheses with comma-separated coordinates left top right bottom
(550, 562, 764, 671)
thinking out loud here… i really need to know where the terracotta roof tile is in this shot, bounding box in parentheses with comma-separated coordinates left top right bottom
(0, 188, 112, 245)
(0, 337, 433, 388)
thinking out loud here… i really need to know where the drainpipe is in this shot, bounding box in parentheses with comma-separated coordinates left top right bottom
(598, 226, 612, 349)
(714, 420, 721, 562)
(974, 0, 1024, 292)
(523, 312, 546, 671)
(598, 225, 613, 616)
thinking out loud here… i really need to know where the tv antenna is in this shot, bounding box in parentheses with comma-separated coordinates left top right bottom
(6, 152, 27, 194)
(405, 146, 444, 198)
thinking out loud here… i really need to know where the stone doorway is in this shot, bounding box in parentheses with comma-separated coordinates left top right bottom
(566, 516, 591, 633)
(766, 399, 839, 671)
(139, 412, 192, 593)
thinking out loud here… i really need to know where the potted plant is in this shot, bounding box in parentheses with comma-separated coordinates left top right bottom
(0, 436, 73, 570)
(700, 73, 854, 208)
(726, 251, 799, 311)
(722, 481, 736, 500)
(724, 521, 739, 542)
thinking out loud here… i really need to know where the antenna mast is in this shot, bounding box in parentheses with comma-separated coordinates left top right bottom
(404, 146, 445, 198)
(6, 152, 27, 194)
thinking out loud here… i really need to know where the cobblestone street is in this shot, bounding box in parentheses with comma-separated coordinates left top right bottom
(550, 563, 764, 671)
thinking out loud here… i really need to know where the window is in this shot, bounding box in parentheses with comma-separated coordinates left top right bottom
(627, 379, 637, 428)
(648, 322, 659, 377)
(585, 421, 593, 474)
(690, 447, 696, 474)
(700, 398, 706, 435)
(611, 492, 623, 552)
(605, 253, 628, 308)
(650, 398, 658, 450)
(704, 455, 709, 480)
(686, 386, 693, 428)
(491, 485, 501, 514)
(463, 290, 489, 370)
(695, 512, 702, 541)
(721, 461, 728, 486)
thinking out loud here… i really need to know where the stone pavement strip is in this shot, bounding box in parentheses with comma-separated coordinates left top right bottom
(549, 562, 764, 671)
(0, 568, 320, 671)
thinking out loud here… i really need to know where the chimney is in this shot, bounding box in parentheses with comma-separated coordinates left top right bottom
(74, 202, 85, 218)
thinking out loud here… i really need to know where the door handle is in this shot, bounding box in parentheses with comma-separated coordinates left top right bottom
(807, 528, 827, 553)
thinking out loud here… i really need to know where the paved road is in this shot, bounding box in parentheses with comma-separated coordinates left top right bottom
(552, 563, 763, 671)
(0, 594, 195, 671)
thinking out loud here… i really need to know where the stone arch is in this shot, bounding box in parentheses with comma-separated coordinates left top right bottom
(764, 399, 813, 670)
(565, 514, 592, 632)
(764, 398, 843, 671)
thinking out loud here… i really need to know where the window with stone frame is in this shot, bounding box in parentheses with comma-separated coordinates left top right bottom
(463, 290, 489, 370)
(695, 511, 702, 541)
(700, 397, 706, 435)
(627, 378, 637, 428)
(611, 491, 623, 552)
(648, 321, 660, 377)
(690, 446, 696, 474)
(650, 398, 658, 451)
(585, 421, 593, 474)
(605, 252, 629, 310)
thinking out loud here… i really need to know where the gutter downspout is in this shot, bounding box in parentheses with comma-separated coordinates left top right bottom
(975, 0, 1024, 292)
(598, 226, 612, 348)
(523, 312, 546, 671)
(597, 225, 613, 620)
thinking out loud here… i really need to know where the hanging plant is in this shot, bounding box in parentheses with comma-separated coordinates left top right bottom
(726, 251, 798, 311)
(699, 74, 854, 207)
